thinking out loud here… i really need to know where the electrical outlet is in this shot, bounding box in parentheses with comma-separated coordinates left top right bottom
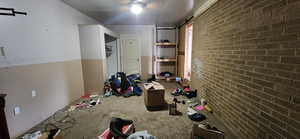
(14, 107, 21, 116)
(32, 90, 37, 98)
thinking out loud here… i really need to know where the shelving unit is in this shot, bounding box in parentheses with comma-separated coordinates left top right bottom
(153, 26, 178, 80)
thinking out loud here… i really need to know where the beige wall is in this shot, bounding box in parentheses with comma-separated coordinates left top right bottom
(81, 59, 106, 94)
(141, 56, 153, 80)
(0, 60, 84, 138)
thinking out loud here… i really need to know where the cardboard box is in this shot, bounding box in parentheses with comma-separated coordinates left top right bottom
(180, 79, 190, 88)
(143, 82, 165, 108)
(190, 124, 224, 139)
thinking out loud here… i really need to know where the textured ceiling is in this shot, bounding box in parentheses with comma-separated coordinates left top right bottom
(63, 0, 201, 26)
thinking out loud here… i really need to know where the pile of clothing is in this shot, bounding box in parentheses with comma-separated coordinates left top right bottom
(104, 72, 143, 97)
(187, 107, 206, 122)
(171, 87, 197, 99)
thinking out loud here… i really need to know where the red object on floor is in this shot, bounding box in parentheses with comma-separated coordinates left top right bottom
(98, 124, 135, 139)
(81, 94, 91, 99)
(184, 88, 190, 92)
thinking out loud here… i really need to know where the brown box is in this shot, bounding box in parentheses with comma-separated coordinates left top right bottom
(144, 82, 165, 108)
(180, 79, 190, 88)
(190, 124, 224, 139)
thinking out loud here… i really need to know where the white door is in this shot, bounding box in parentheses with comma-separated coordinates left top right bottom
(122, 36, 140, 75)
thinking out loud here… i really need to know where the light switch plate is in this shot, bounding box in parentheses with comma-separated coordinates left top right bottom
(14, 107, 21, 116)
(32, 90, 37, 98)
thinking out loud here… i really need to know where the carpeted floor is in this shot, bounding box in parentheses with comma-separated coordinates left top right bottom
(23, 81, 237, 139)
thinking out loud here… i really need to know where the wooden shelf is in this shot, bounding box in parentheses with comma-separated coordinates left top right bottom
(155, 43, 177, 46)
(155, 58, 176, 62)
(156, 75, 176, 80)
(154, 26, 178, 79)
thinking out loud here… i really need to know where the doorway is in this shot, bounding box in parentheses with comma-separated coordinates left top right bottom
(121, 35, 141, 75)
(105, 34, 119, 77)
(184, 24, 193, 80)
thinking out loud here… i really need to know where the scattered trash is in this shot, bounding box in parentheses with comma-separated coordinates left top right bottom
(127, 130, 157, 139)
(204, 105, 213, 113)
(183, 87, 190, 92)
(81, 94, 91, 99)
(173, 98, 185, 104)
(90, 95, 99, 98)
(184, 89, 197, 99)
(99, 117, 135, 139)
(175, 77, 182, 82)
(171, 87, 197, 98)
(200, 98, 207, 105)
(195, 105, 205, 111)
(68, 106, 76, 112)
(68, 95, 102, 112)
(22, 131, 42, 139)
(47, 128, 62, 139)
(187, 107, 206, 122)
(171, 88, 183, 96)
(160, 71, 173, 78)
(180, 79, 190, 88)
(191, 123, 224, 139)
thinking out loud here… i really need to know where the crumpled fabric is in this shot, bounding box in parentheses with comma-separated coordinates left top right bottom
(127, 131, 156, 139)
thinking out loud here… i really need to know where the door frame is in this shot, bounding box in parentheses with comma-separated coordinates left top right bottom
(120, 34, 142, 75)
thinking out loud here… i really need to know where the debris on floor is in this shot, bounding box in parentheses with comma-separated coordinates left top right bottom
(127, 130, 157, 139)
(147, 74, 156, 82)
(68, 94, 101, 112)
(19, 81, 235, 139)
(159, 71, 173, 78)
(171, 87, 197, 99)
(99, 117, 135, 139)
(105, 72, 143, 98)
(21, 124, 63, 139)
(191, 123, 224, 139)
(187, 107, 206, 122)
(22, 131, 42, 139)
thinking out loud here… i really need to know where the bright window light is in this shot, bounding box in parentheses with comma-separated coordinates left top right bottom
(131, 4, 143, 15)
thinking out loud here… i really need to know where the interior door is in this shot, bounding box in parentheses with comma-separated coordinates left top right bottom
(122, 36, 140, 75)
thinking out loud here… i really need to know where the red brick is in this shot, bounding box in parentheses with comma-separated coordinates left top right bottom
(256, 56, 280, 62)
(266, 63, 295, 71)
(281, 57, 300, 64)
(268, 49, 296, 56)
(192, 0, 300, 138)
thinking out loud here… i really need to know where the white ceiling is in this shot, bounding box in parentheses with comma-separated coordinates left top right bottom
(63, 0, 201, 25)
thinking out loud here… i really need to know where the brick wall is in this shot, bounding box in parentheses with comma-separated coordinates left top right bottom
(191, 0, 300, 139)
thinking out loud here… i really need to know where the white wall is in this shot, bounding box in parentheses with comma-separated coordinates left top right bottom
(107, 25, 155, 76)
(79, 25, 104, 60)
(107, 25, 155, 57)
(0, 0, 98, 138)
(0, 0, 98, 68)
(79, 25, 119, 61)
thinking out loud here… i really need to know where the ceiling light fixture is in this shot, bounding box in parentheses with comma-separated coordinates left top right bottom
(130, 3, 143, 15)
